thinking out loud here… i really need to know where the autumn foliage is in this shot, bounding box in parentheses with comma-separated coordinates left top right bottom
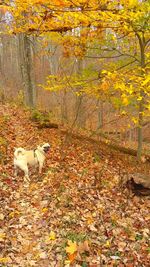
(0, 1, 150, 266)
(0, 104, 150, 266)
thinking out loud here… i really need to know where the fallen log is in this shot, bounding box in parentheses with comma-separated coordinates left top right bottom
(36, 122, 58, 129)
(60, 129, 150, 162)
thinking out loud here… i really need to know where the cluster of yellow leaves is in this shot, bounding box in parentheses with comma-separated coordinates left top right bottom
(101, 69, 150, 102)
(65, 239, 90, 264)
(2, 0, 149, 129)
(4, 0, 148, 35)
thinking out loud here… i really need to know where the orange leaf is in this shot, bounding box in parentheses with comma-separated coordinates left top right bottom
(68, 252, 77, 263)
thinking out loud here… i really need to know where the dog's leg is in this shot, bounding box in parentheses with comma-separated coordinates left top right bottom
(24, 175, 30, 183)
(23, 166, 30, 182)
(14, 165, 18, 177)
(39, 161, 44, 174)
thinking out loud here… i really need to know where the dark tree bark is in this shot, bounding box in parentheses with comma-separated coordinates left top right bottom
(18, 33, 35, 107)
(136, 33, 146, 161)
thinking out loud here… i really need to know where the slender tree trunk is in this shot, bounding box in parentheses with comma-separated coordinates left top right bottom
(136, 33, 146, 160)
(97, 99, 104, 129)
(75, 58, 86, 128)
(18, 33, 35, 107)
(137, 98, 144, 160)
(61, 89, 68, 123)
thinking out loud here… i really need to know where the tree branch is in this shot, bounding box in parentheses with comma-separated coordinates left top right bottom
(116, 59, 137, 70)
(85, 54, 124, 59)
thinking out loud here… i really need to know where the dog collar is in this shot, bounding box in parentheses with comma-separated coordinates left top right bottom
(33, 149, 37, 158)
(34, 148, 46, 157)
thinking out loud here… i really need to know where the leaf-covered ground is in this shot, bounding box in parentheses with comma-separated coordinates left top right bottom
(0, 104, 150, 267)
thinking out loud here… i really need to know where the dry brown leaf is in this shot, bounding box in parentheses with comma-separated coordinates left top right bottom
(77, 240, 90, 254)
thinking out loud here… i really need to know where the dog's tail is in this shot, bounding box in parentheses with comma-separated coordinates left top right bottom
(14, 148, 25, 158)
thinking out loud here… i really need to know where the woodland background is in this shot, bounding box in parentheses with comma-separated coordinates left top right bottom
(0, 0, 150, 160)
(0, 1, 150, 266)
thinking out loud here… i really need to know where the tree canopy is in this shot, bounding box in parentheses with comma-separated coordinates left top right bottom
(1, 0, 150, 158)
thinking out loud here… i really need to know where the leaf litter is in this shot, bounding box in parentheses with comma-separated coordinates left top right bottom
(0, 104, 149, 266)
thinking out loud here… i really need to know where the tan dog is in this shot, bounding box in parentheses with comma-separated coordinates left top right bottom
(14, 143, 50, 182)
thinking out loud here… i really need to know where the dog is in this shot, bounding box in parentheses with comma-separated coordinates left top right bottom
(14, 143, 50, 182)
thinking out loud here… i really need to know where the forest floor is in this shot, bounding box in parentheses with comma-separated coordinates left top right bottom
(0, 104, 150, 267)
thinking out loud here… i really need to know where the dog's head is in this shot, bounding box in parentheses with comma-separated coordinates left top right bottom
(40, 143, 51, 154)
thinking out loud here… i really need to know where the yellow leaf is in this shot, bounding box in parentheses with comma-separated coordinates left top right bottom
(142, 76, 150, 86)
(122, 97, 129, 106)
(87, 216, 94, 225)
(104, 240, 111, 248)
(137, 96, 142, 101)
(0, 257, 9, 263)
(105, 139, 110, 144)
(128, 0, 138, 8)
(132, 117, 138, 124)
(42, 207, 48, 213)
(121, 110, 127, 115)
(49, 231, 56, 240)
(65, 240, 77, 255)
(9, 210, 20, 218)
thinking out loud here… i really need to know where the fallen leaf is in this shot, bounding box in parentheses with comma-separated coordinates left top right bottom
(65, 240, 77, 255)
(39, 251, 47, 259)
(0, 231, 6, 241)
(142, 228, 149, 238)
(49, 230, 56, 240)
(89, 224, 97, 232)
(87, 216, 94, 225)
(0, 213, 4, 220)
(118, 241, 127, 251)
(110, 255, 121, 260)
(68, 252, 77, 263)
(0, 258, 8, 263)
(42, 207, 48, 213)
(78, 240, 90, 254)
(104, 240, 111, 248)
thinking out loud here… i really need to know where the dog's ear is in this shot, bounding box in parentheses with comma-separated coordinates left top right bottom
(45, 143, 51, 147)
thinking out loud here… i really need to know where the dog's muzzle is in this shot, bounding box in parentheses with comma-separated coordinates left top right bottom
(43, 146, 50, 153)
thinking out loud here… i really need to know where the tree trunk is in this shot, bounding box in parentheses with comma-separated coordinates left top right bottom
(18, 33, 35, 107)
(97, 99, 104, 129)
(137, 101, 143, 160)
(136, 33, 146, 160)
(61, 89, 68, 123)
(75, 58, 86, 128)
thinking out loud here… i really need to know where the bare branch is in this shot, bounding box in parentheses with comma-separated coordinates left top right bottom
(85, 54, 124, 59)
(116, 59, 137, 70)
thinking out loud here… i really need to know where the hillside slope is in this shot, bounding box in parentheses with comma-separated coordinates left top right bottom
(0, 104, 149, 267)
